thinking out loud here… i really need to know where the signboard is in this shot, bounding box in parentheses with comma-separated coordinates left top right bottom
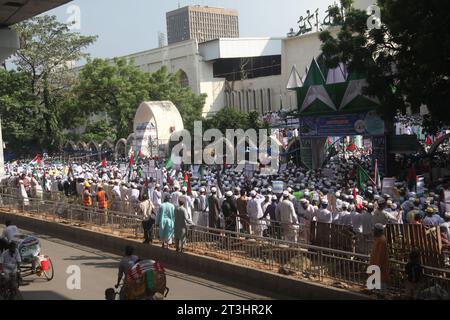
(272, 181, 284, 194)
(372, 135, 386, 175)
(134, 122, 157, 157)
(192, 165, 200, 179)
(416, 175, 425, 195)
(244, 163, 255, 179)
(299, 111, 384, 137)
(388, 135, 420, 154)
(382, 178, 395, 197)
(156, 169, 164, 186)
(445, 191, 450, 212)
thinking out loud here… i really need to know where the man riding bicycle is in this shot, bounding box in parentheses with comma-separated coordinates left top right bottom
(0, 221, 19, 252)
(115, 246, 138, 300)
(0, 242, 21, 297)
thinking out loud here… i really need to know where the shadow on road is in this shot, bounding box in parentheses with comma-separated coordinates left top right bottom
(63, 255, 118, 269)
(20, 290, 69, 300)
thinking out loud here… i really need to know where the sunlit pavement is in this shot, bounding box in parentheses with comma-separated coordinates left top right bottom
(17, 231, 275, 300)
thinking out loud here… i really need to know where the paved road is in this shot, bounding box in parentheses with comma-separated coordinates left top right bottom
(16, 231, 273, 300)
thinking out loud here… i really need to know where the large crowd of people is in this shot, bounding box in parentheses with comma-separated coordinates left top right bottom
(2, 150, 449, 251)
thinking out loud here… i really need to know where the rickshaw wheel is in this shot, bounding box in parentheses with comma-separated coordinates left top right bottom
(43, 259, 54, 281)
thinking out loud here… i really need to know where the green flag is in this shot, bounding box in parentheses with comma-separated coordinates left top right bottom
(357, 166, 369, 192)
(165, 157, 173, 170)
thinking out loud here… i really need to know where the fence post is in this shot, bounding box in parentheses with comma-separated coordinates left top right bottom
(318, 249, 323, 280)
(227, 233, 231, 261)
(269, 240, 274, 271)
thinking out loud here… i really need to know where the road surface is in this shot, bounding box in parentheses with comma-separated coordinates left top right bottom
(16, 231, 274, 300)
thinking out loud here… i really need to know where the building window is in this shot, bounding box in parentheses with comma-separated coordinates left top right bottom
(267, 89, 272, 111)
(260, 89, 265, 114)
(246, 91, 250, 113)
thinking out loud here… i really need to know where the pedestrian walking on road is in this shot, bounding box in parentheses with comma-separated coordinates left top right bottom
(156, 195, 175, 248)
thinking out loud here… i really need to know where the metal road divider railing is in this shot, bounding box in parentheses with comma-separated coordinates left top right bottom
(0, 192, 450, 296)
(185, 224, 371, 286)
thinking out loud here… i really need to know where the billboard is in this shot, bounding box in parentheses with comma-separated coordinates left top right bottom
(298, 110, 384, 137)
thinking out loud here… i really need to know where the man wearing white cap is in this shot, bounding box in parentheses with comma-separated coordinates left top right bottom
(179, 186, 195, 224)
(275, 191, 299, 242)
(171, 185, 182, 207)
(299, 199, 315, 243)
(317, 200, 332, 224)
(222, 191, 238, 232)
(111, 180, 122, 212)
(151, 184, 162, 213)
(174, 196, 193, 252)
(162, 185, 171, 202)
(373, 198, 397, 226)
(208, 187, 221, 229)
(246, 190, 266, 236)
(130, 183, 141, 215)
(339, 202, 352, 226)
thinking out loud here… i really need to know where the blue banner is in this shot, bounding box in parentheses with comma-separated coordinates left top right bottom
(299, 111, 384, 137)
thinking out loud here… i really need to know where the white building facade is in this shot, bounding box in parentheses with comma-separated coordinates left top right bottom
(105, 0, 374, 118)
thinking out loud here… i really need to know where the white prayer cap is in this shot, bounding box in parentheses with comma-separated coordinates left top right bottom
(200, 187, 206, 193)
(250, 190, 257, 197)
(282, 191, 290, 197)
(155, 184, 161, 188)
(211, 187, 217, 193)
(225, 191, 233, 197)
(181, 186, 188, 192)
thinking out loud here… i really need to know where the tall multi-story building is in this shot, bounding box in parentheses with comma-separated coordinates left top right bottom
(166, 5, 239, 45)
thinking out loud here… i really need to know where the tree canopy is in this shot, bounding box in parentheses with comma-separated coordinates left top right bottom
(203, 107, 268, 133)
(7, 15, 97, 152)
(319, 0, 450, 133)
(0, 15, 207, 157)
(74, 60, 206, 140)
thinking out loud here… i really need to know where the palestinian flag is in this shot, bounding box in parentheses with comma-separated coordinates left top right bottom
(30, 154, 42, 167)
(183, 171, 191, 195)
(346, 143, 357, 152)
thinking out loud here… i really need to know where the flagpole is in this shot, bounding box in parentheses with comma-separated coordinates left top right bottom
(356, 164, 376, 185)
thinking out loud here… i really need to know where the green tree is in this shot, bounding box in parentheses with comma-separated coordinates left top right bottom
(11, 15, 97, 150)
(75, 58, 150, 140)
(319, 0, 450, 133)
(148, 66, 206, 133)
(81, 120, 117, 143)
(0, 70, 41, 155)
(203, 108, 268, 133)
(75, 62, 206, 139)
